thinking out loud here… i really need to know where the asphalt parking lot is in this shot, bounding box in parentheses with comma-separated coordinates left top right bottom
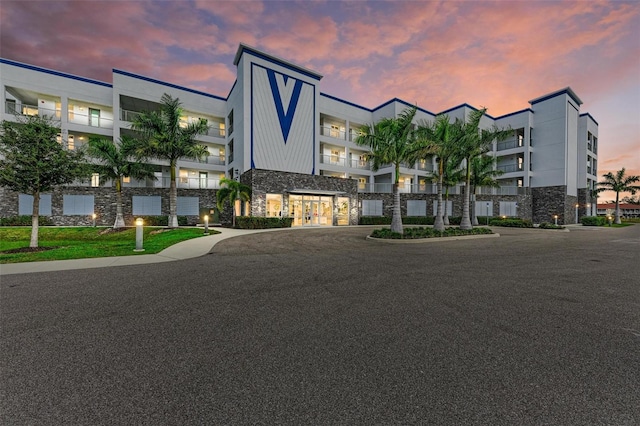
(1, 225, 639, 425)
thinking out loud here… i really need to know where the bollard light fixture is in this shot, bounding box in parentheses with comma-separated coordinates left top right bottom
(92, 213, 97, 227)
(134, 217, 144, 252)
(203, 214, 210, 235)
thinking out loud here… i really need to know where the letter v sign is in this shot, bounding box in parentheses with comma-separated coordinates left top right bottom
(267, 69, 303, 144)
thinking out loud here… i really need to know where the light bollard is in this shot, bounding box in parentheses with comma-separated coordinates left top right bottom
(134, 218, 144, 252)
(575, 203, 579, 224)
(608, 215, 612, 226)
(554, 215, 558, 226)
(92, 213, 97, 227)
(203, 215, 210, 235)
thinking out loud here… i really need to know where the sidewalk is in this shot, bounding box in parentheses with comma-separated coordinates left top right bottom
(0, 227, 272, 276)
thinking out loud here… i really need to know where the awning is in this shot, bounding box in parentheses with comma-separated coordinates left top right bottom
(286, 189, 347, 196)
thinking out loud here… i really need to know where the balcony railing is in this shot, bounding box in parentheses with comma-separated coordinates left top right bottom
(180, 155, 226, 165)
(320, 125, 346, 140)
(356, 183, 459, 194)
(417, 162, 434, 172)
(497, 140, 523, 151)
(320, 154, 346, 167)
(496, 163, 524, 173)
(476, 186, 525, 196)
(5, 101, 61, 120)
(120, 108, 224, 138)
(68, 110, 114, 129)
(350, 158, 371, 170)
(349, 129, 364, 142)
(125, 177, 222, 189)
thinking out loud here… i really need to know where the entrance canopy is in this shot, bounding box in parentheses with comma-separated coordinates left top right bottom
(287, 189, 346, 196)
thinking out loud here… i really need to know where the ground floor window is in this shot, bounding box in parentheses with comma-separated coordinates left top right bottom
(133, 196, 161, 215)
(362, 199, 383, 216)
(266, 194, 282, 217)
(433, 200, 452, 216)
(19, 193, 52, 215)
(289, 195, 333, 226)
(475, 201, 494, 217)
(407, 200, 427, 216)
(336, 197, 349, 225)
(500, 201, 517, 217)
(63, 195, 94, 215)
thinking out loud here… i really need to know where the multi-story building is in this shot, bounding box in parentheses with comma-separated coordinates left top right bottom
(0, 44, 598, 226)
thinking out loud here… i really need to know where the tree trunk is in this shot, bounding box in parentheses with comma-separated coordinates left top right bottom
(443, 188, 450, 226)
(614, 191, 621, 224)
(391, 182, 403, 234)
(434, 166, 445, 232)
(114, 177, 125, 228)
(30, 191, 40, 248)
(169, 163, 178, 228)
(472, 190, 479, 226)
(460, 160, 473, 230)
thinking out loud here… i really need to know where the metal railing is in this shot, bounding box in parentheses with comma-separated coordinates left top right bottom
(356, 183, 459, 194)
(320, 154, 346, 167)
(350, 158, 371, 170)
(497, 140, 524, 151)
(123, 177, 222, 189)
(5, 101, 61, 120)
(496, 163, 524, 173)
(120, 108, 224, 138)
(476, 186, 525, 196)
(320, 125, 346, 140)
(68, 110, 114, 129)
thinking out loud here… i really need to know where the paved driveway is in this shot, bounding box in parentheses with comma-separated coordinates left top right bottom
(1, 225, 639, 425)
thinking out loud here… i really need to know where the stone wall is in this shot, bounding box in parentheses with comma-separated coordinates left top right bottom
(0, 186, 220, 226)
(532, 185, 575, 224)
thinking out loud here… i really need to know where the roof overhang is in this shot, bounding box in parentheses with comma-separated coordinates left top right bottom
(286, 189, 347, 196)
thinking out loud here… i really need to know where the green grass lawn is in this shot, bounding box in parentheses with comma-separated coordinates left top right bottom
(0, 227, 218, 264)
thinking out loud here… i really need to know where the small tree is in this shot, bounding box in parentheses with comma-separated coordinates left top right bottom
(131, 93, 209, 228)
(355, 107, 419, 235)
(597, 168, 640, 224)
(87, 136, 156, 228)
(469, 155, 504, 225)
(0, 115, 89, 247)
(216, 177, 251, 227)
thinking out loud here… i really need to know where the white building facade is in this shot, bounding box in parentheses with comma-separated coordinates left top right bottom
(0, 44, 599, 226)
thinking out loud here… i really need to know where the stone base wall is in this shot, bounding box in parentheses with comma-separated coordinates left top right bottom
(532, 185, 577, 224)
(577, 188, 597, 218)
(242, 169, 360, 226)
(0, 186, 220, 226)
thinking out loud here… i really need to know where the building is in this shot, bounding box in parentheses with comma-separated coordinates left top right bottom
(597, 203, 640, 218)
(0, 44, 599, 226)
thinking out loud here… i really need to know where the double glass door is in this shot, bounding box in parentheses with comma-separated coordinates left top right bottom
(290, 195, 332, 226)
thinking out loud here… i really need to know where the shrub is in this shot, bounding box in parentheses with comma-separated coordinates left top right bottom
(539, 222, 565, 229)
(370, 226, 493, 239)
(235, 216, 293, 229)
(489, 217, 533, 228)
(581, 216, 607, 226)
(0, 215, 54, 226)
(137, 216, 188, 226)
(359, 216, 392, 225)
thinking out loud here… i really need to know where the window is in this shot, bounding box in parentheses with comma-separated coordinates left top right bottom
(433, 201, 452, 216)
(330, 149, 340, 164)
(89, 108, 100, 127)
(68, 104, 74, 120)
(407, 200, 426, 217)
(123, 176, 130, 183)
(219, 122, 226, 137)
(91, 173, 100, 187)
(19, 194, 52, 215)
(517, 178, 524, 188)
(228, 139, 234, 163)
(475, 201, 493, 218)
(362, 200, 383, 216)
(55, 102, 61, 119)
(266, 194, 282, 217)
(6, 99, 16, 114)
(358, 177, 367, 191)
(67, 135, 75, 150)
(227, 110, 234, 135)
(330, 124, 340, 138)
(132, 196, 161, 215)
(177, 197, 199, 216)
(500, 201, 517, 217)
(63, 195, 94, 215)
(57, 134, 62, 145)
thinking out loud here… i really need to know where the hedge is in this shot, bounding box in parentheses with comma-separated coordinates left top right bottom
(137, 216, 189, 226)
(359, 216, 465, 226)
(235, 216, 293, 229)
(581, 216, 607, 226)
(371, 226, 493, 239)
(0, 215, 54, 226)
(488, 218, 533, 228)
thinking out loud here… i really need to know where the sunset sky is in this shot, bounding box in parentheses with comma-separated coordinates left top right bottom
(1, 0, 639, 199)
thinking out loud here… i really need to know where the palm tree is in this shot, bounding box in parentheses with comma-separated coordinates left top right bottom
(458, 109, 512, 229)
(469, 155, 504, 225)
(414, 114, 464, 232)
(130, 93, 209, 228)
(216, 177, 251, 227)
(597, 168, 640, 224)
(87, 136, 156, 228)
(355, 107, 419, 235)
(440, 156, 464, 225)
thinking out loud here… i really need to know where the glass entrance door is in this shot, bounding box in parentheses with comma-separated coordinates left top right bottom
(290, 195, 333, 227)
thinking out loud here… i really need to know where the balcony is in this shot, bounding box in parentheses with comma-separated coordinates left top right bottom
(68, 109, 113, 129)
(5, 101, 61, 120)
(497, 140, 523, 151)
(417, 161, 434, 172)
(120, 177, 222, 189)
(320, 154, 346, 167)
(476, 186, 525, 196)
(320, 125, 346, 140)
(496, 163, 524, 173)
(349, 158, 371, 170)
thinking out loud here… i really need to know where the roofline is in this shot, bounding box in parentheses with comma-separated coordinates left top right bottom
(579, 112, 599, 126)
(233, 43, 323, 81)
(112, 69, 226, 101)
(372, 98, 436, 116)
(437, 103, 496, 120)
(320, 93, 372, 112)
(1, 58, 112, 88)
(494, 108, 534, 120)
(529, 87, 582, 106)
